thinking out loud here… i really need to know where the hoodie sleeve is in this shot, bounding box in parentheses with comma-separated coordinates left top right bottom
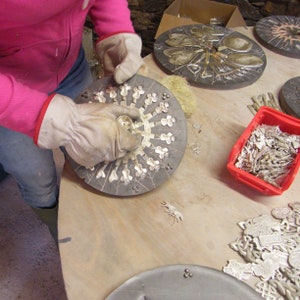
(88, 0, 135, 38)
(0, 73, 50, 138)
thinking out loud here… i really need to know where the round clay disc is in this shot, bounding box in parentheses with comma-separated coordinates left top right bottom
(154, 24, 266, 89)
(254, 15, 300, 58)
(279, 76, 300, 118)
(66, 74, 187, 197)
(105, 265, 262, 300)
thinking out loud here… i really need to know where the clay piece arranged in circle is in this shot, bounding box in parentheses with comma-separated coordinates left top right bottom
(254, 15, 300, 58)
(279, 76, 300, 118)
(153, 24, 266, 89)
(66, 74, 187, 196)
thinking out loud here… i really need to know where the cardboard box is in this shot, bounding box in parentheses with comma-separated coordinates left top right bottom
(155, 0, 246, 38)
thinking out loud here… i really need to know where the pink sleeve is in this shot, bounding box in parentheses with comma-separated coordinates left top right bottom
(0, 73, 49, 138)
(88, 0, 135, 37)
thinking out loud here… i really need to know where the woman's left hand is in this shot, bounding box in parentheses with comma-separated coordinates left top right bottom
(96, 33, 144, 84)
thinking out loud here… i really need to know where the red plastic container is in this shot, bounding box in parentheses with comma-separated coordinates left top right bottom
(227, 106, 300, 195)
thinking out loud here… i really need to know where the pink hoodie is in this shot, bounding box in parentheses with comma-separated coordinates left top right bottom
(0, 0, 134, 138)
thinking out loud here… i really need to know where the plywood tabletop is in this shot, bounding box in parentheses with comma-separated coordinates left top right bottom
(58, 27, 300, 300)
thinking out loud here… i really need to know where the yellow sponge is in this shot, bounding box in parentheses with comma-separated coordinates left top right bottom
(160, 75, 196, 118)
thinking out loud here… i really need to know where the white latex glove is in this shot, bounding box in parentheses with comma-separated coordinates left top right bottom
(36, 94, 141, 168)
(96, 33, 144, 84)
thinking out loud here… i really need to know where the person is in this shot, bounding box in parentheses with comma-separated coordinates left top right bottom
(0, 0, 144, 242)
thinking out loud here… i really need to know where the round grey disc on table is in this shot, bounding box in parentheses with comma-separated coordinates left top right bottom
(254, 15, 300, 58)
(154, 24, 266, 89)
(105, 265, 262, 300)
(66, 74, 187, 197)
(279, 76, 300, 118)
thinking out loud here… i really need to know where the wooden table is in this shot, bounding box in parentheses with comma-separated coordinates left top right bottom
(58, 27, 300, 300)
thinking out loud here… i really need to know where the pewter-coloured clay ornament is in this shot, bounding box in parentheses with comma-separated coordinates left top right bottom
(224, 202, 300, 299)
(66, 75, 187, 196)
(105, 265, 262, 300)
(154, 24, 266, 89)
(254, 15, 300, 58)
(279, 76, 300, 119)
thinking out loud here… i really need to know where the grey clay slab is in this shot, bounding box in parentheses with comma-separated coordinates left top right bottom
(66, 74, 187, 197)
(254, 16, 300, 58)
(154, 24, 266, 89)
(279, 76, 300, 118)
(105, 265, 263, 300)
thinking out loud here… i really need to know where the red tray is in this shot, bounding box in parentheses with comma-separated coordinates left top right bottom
(227, 106, 300, 195)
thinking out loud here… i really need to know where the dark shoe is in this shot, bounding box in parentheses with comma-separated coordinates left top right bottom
(32, 203, 58, 244)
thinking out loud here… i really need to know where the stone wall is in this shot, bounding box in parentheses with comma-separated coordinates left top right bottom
(128, 0, 173, 56)
(215, 0, 300, 26)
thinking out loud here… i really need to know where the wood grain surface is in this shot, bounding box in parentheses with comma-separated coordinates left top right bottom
(58, 27, 300, 300)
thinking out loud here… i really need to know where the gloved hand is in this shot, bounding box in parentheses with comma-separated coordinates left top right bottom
(96, 33, 144, 84)
(35, 94, 141, 168)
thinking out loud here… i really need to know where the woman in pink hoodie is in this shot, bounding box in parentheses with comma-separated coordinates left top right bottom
(0, 0, 143, 242)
